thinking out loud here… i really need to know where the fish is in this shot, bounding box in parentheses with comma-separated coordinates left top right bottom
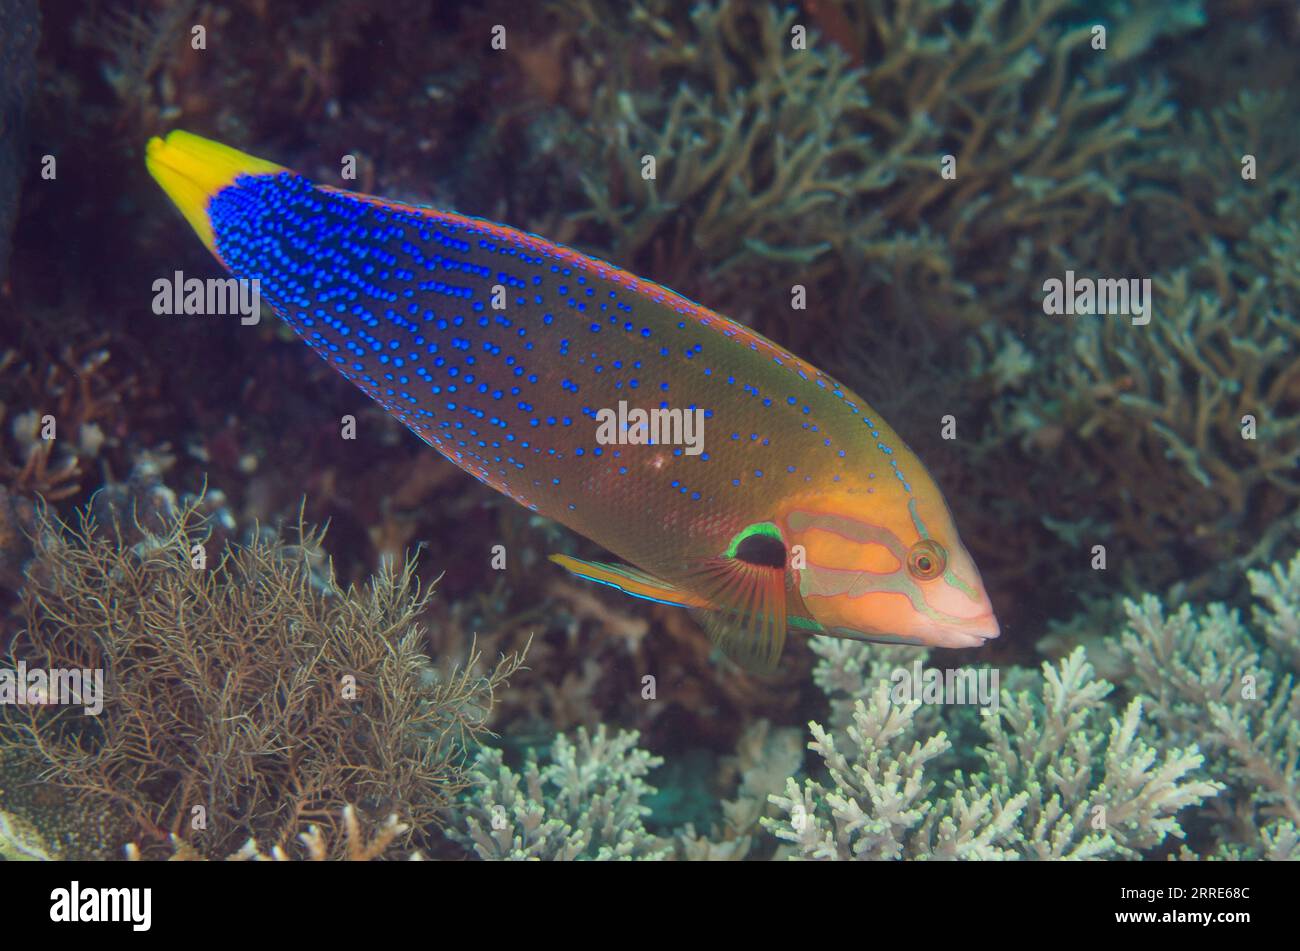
(145, 130, 1000, 672)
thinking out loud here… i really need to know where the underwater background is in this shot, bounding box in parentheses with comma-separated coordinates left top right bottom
(0, 0, 1296, 860)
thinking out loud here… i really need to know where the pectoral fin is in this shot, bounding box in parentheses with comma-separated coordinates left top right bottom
(686, 556, 788, 674)
(680, 524, 793, 673)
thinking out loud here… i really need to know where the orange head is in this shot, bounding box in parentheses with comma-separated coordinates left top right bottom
(782, 466, 999, 649)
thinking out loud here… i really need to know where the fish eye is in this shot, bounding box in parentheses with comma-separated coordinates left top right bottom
(906, 539, 947, 581)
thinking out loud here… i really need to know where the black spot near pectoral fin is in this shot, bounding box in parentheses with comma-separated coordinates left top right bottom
(733, 531, 787, 568)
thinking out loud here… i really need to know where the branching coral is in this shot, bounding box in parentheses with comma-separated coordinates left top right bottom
(133, 804, 425, 862)
(448, 725, 668, 860)
(1120, 552, 1300, 858)
(549, 0, 1185, 334)
(450, 719, 802, 861)
(988, 192, 1300, 604)
(760, 551, 1300, 861)
(556, 0, 882, 296)
(762, 639, 1221, 860)
(587, 553, 1300, 863)
(0, 494, 525, 860)
(447, 553, 1300, 861)
(820, 0, 1177, 317)
(765, 684, 1028, 860)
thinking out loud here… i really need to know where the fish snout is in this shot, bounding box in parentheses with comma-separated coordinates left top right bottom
(930, 612, 1000, 649)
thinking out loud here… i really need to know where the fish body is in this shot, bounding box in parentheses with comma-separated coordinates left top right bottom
(146, 131, 999, 670)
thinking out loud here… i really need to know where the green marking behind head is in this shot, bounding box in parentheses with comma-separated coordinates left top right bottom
(725, 521, 783, 558)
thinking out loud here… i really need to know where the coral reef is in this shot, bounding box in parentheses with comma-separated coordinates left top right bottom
(500, 0, 1300, 642)
(450, 545, 1300, 862)
(132, 805, 425, 861)
(1121, 552, 1300, 859)
(986, 190, 1300, 606)
(449, 725, 669, 860)
(763, 551, 1300, 861)
(953, 81, 1300, 621)
(3, 0, 1298, 863)
(551, 0, 881, 296)
(1, 493, 524, 860)
(448, 716, 802, 860)
(763, 644, 1219, 860)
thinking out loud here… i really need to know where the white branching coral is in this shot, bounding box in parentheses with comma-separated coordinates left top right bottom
(449, 726, 668, 860)
(1121, 552, 1300, 858)
(446, 555, 1300, 861)
(974, 652, 1221, 859)
(764, 683, 1027, 861)
(763, 644, 1221, 860)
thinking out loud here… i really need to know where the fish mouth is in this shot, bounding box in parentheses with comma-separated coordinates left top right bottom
(946, 628, 998, 648)
(933, 612, 1000, 649)
(827, 614, 1000, 649)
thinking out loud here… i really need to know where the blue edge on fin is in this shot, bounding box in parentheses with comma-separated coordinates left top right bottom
(581, 574, 692, 609)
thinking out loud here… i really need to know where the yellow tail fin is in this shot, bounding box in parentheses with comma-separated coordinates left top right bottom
(145, 131, 285, 255)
